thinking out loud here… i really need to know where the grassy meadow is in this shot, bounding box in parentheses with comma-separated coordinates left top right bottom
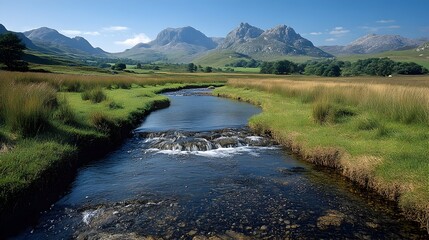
(213, 75, 429, 228)
(0, 70, 225, 224)
(0, 66, 429, 232)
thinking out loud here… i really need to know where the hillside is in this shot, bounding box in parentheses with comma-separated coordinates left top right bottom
(193, 50, 253, 67)
(219, 23, 332, 59)
(115, 26, 217, 63)
(337, 42, 429, 69)
(24, 27, 108, 57)
(0, 24, 41, 51)
(320, 34, 422, 56)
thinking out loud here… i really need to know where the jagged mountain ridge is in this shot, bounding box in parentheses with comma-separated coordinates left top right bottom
(218, 23, 332, 59)
(319, 34, 423, 56)
(23, 27, 108, 57)
(0, 24, 40, 50)
(116, 26, 217, 62)
(119, 23, 332, 62)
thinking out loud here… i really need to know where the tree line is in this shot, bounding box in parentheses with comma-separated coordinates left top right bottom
(260, 58, 428, 76)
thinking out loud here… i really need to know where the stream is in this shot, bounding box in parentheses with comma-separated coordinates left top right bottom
(14, 88, 427, 239)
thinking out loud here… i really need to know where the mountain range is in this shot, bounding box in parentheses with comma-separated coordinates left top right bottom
(115, 26, 218, 62)
(1, 23, 426, 64)
(319, 34, 423, 56)
(218, 23, 332, 59)
(0, 24, 108, 58)
(23, 27, 108, 57)
(116, 23, 332, 62)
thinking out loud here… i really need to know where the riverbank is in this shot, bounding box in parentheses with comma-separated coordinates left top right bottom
(213, 79, 429, 233)
(0, 70, 224, 237)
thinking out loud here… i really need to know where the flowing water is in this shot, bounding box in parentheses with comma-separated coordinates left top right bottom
(14, 89, 427, 239)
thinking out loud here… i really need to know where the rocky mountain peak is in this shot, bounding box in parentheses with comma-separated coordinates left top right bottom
(151, 26, 216, 49)
(220, 22, 263, 48)
(24, 27, 61, 40)
(262, 25, 302, 43)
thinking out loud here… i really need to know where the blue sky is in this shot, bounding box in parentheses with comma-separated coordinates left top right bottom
(0, 0, 428, 53)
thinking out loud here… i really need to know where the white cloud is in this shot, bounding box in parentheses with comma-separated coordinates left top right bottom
(115, 33, 151, 46)
(103, 26, 129, 31)
(310, 32, 323, 35)
(60, 30, 100, 36)
(325, 38, 337, 42)
(329, 27, 350, 36)
(377, 19, 395, 24)
(84, 31, 100, 36)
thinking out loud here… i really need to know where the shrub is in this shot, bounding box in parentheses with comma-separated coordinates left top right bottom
(81, 87, 107, 103)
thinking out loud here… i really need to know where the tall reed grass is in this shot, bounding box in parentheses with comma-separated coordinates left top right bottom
(81, 87, 107, 103)
(0, 71, 226, 92)
(227, 78, 429, 126)
(0, 81, 57, 136)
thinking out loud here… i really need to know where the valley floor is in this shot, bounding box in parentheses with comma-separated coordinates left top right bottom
(213, 76, 429, 231)
(0, 70, 428, 236)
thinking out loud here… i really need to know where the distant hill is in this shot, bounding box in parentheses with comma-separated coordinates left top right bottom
(218, 23, 332, 60)
(194, 50, 253, 67)
(0, 24, 41, 51)
(337, 42, 429, 69)
(24, 27, 108, 57)
(115, 26, 217, 63)
(320, 34, 422, 56)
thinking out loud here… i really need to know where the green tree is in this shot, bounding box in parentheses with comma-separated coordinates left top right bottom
(187, 63, 197, 72)
(136, 63, 142, 69)
(204, 66, 213, 73)
(111, 63, 126, 71)
(260, 62, 275, 74)
(274, 60, 297, 75)
(0, 32, 28, 71)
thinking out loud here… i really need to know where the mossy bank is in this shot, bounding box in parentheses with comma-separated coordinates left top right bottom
(213, 78, 429, 233)
(0, 71, 224, 237)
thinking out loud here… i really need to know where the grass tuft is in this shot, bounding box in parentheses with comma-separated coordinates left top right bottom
(108, 101, 124, 110)
(0, 81, 57, 136)
(312, 100, 332, 124)
(357, 116, 381, 130)
(89, 112, 116, 132)
(54, 97, 77, 125)
(81, 87, 107, 103)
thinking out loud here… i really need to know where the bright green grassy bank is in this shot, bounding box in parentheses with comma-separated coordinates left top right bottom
(0, 71, 223, 234)
(213, 85, 429, 228)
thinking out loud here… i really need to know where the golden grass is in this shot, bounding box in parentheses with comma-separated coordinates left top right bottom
(227, 77, 429, 126)
(214, 77, 429, 230)
(0, 81, 57, 135)
(0, 70, 227, 91)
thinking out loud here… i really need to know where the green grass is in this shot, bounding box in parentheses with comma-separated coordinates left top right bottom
(226, 67, 261, 73)
(0, 81, 57, 136)
(0, 70, 225, 221)
(214, 81, 429, 227)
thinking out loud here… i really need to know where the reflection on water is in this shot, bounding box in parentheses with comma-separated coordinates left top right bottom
(14, 89, 427, 239)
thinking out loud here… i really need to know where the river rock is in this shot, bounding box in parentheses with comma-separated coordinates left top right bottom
(317, 210, 345, 230)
